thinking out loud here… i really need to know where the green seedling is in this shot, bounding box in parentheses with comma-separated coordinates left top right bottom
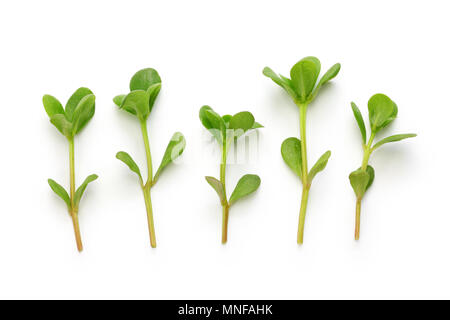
(114, 68, 186, 248)
(263, 57, 340, 244)
(349, 94, 416, 240)
(200, 106, 262, 244)
(43, 88, 98, 252)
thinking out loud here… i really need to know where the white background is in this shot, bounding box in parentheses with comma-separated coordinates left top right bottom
(0, 0, 447, 299)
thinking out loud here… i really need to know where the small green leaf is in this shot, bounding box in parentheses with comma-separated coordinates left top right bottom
(349, 169, 370, 199)
(229, 111, 255, 138)
(72, 94, 96, 134)
(205, 176, 226, 205)
(222, 115, 232, 127)
(252, 122, 264, 129)
(65, 87, 93, 121)
(74, 174, 98, 209)
(365, 165, 375, 191)
(262, 67, 297, 99)
(281, 137, 302, 178)
(113, 94, 126, 107)
(290, 57, 321, 101)
(199, 106, 225, 143)
(372, 133, 417, 150)
(48, 179, 71, 209)
(43, 95, 64, 117)
(351, 102, 367, 144)
(229, 174, 261, 205)
(130, 68, 161, 91)
(50, 114, 73, 138)
(153, 132, 186, 185)
(147, 83, 161, 114)
(307, 150, 331, 184)
(121, 90, 149, 120)
(368, 93, 398, 132)
(116, 151, 142, 180)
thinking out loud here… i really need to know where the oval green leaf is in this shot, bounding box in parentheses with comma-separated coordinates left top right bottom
(48, 179, 71, 209)
(113, 94, 126, 107)
(229, 111, 255, 138)
(307, 150, 331, 184)
(65, 87, 93, 121)
(50, 114, 73, 138)
(372, 133, 417, 150)
(262, 67, 297, 99)
(229, 174, 261, 205)
(351, 102, 367, 144)
(199, 106, 225, 143)
(121, 90, 149, 120)
(290, 57, 321, 101)
(153, 132, 186, 185)
(43, 95, 64, 118)
(72, 94, 96, 134)
(116, 151, 142, 180)
(349, 169, 370, 199)
(281, 137, 302, 178)
(130, 68, 161, 91)
(368, 93, 398, 132)
(205, 176, 226, 206)
(310, 63, 341, 101)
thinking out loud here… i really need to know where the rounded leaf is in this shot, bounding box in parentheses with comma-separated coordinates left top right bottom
(349, 169, 370, 199)
(290, 57, 321, 101)
(368, 94, 398, 132)
(229, 111, 255, 137)
(281, 137, 302, 178)
(72, 94, 96, 134)
(121, 90, 150, 120)
(199, 106, 225, 143)
(130, 68, 161, 91)
(43, 95, 64, 118)
(116, 151, 142, 180)
(65, 87, 93, 121)
(365, 165, 375, 191)
(229, 174, 261, 205)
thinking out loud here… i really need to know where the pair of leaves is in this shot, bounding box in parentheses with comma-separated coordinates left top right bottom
(199, 106, 262, 144)
(113, 68, 162, 121)
(48, 174, 98, 211)
(205, 174, 261, 206)
(351, 98, 416, 148)
(349, 166, 374, 199)
(263, 57, 341, 104)
(43, 88, 96, 139)
(116, 132, 186, 185)
(281, 137, 331, 185)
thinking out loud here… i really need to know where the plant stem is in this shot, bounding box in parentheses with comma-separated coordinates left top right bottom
(297, 103, 310, 245)
(69, 138, 83, 252)
(220, 141, 229, 244)
(297, 186, 310, 244)
(140, 120, 156, 248)
(355, 197, 362, 240)
(355, 132, 374, 241)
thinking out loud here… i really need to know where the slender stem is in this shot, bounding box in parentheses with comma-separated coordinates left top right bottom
(299, 103, 308, 184)
(69, 138, 83, 252)
(297, 186, 310, 244)
(140, 119, 156, 248)
(143, 186, 156, 248)
(297, 103, 310, 245)
(220, 142, 229, 244)
(355, 132, 374, 241)
(355, 198, 362, 240)
(222, 204, 229, 244)
(361, 132, 375, 170)
(140, 120, 153, 186)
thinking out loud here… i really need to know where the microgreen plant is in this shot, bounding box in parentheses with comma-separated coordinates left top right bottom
(263, 57, 340, 244)
(43, 88, 98, 252)
(349, 94, 416, 240)
(200, 106, 262, 244)
(114, 68, 186, 248)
